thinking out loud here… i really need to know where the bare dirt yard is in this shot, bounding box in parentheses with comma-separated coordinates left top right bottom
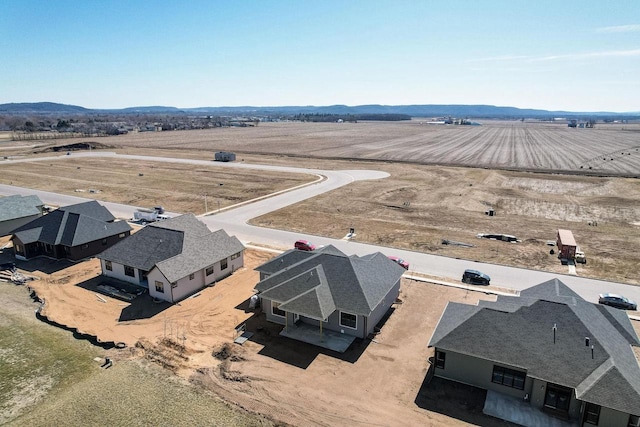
(15, 247, 516, 426)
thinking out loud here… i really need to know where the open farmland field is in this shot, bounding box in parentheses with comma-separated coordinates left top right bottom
(9, 120, 640, 176)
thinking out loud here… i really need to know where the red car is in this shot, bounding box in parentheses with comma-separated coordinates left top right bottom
(388, 256, 409, 270)
(294, 239, 316, 251)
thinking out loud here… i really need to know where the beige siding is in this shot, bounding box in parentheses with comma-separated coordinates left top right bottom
(584, 406, 633, 427)
(434, 350, 532, 399)
(100, 260, 140, 285)
(147, 269, 171, 301)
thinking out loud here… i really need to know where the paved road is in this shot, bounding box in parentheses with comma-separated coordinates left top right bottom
(1, 152, 638, 307)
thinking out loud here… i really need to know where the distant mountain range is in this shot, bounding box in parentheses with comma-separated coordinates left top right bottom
(0, 102, 637, 118)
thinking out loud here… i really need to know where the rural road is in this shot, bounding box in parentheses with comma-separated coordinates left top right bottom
(1, 152, 638, 307)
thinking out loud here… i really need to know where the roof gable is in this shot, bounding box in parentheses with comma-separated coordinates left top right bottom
(12, 202, 130, 246)
(155, 228, 244, 283)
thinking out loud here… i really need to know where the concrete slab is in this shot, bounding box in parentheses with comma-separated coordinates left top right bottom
(483, 390, 579, 427)
(280, 322, 356, 353)
(234, 331, 253, 345)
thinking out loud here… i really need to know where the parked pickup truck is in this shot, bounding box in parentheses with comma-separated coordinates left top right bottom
(575, 247, 586, 264)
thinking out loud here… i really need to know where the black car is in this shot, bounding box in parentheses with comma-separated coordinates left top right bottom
(598, 293, 637, 310)
(462, 269, 491, 286)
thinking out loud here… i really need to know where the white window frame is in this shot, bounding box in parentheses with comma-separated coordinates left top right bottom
(155, 280, 164, 293)
(339, 311, 358, 330)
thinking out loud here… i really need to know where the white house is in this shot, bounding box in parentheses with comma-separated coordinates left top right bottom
(97, 214, 244, 303)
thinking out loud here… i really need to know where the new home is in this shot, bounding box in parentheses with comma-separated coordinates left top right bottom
(11, 200, 131, 261)
(429, 278, 640, 427)
(97, 214, 244, 303)
(254, 245, 405, 352)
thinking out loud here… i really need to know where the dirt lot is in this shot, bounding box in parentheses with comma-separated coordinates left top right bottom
(16, 248, 517, 426)
(0, 154, 316, 215)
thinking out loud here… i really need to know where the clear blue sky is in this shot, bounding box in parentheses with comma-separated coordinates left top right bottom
(1, 1, 639, 112)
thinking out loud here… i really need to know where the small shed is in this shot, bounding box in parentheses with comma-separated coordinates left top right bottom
(214, 151, 236, 162)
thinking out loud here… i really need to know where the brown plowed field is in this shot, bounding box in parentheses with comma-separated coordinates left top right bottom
(12, 119, 639, 176)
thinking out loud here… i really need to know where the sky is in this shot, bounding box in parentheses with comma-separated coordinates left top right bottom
(1, 1, 639, 112)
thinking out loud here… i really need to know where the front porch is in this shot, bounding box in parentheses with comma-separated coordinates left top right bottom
(279, 321, 356, 353)
(483, 390, 579, 427)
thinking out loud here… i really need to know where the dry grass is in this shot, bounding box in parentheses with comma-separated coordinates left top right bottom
(0, 156, 315, 214)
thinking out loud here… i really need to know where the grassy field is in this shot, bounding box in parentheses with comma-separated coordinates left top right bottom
(0, 284, 273, 427)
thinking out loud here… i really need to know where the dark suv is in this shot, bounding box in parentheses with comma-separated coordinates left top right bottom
(462, 269, 491, 286)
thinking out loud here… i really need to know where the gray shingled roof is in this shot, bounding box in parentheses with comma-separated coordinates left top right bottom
(0, 195, 43, 222)
(155, 227, 244, 283)
(254, 245, 405, 319)
(428, 278, 640, 415)
(254, 249, 316, 275)
(98, 214, 244, 282)
(12, 201, 130, 246)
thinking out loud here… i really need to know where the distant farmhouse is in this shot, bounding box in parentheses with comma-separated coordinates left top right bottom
(0, 194, 44, 236)
(97, 214, 244, 303)
(254, 245, 405, 352)
(429, 279, 640, 427)
(11, 200, 131, 261)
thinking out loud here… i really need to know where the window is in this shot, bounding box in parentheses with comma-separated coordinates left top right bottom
(83, 244, 88, 249)
(272, 302, 286, 317)
(119, 233, 126, 238)
(584, 402, 600, 425)
(340, 311, 357, 329)
(628, 415, 640, 427)
(124, 265, 135, 277)
(231, 251, 241, 260)
(206, 266, 213, 276)
(220, 259, 228, 270)
(105, 261, 112, 271)
(544, 384, 571, 411)
(492, 365, 526, 390)
(189, 273, 194, 280)
(435, 350, 446, 369)
(102, 238, 107, 245)
(15, 244, 21, 252)
(155, 281, 164, 293)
